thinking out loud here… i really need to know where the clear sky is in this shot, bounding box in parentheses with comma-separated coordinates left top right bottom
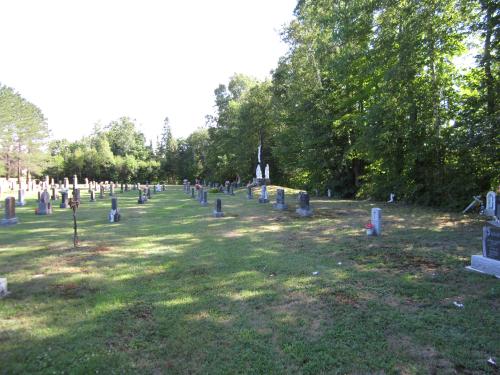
(0, 0, 297, 142)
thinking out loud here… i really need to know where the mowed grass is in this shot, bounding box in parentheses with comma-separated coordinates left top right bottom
(0, 186, 498, 374)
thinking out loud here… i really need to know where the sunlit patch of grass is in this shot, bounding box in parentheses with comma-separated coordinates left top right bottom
(0, 185, 498, 373)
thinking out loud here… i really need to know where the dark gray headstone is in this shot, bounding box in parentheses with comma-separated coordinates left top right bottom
(147, 187, 152, 199)
(247, 186, 253, 200)
(51, 187, 57, 201)
(213, 198, 224, 217)
(109, 197, 121, 222)
(258, 185, 269, 203)
(90, 190, 96, 202)
(273, 188, 288, 210)
(296, 192, 313, 217)
(483, 225, 500, 260)
(60, 191, 69, 208)
(201, 191, 208, 206)
(191, 188, 195, 198)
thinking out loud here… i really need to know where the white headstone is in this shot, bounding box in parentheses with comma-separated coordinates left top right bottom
(0, 278, 7, 298)
(256, 164, 263, 179)
(371, 208, 382, 236)
(485, 191, 496, 217)
(264, 164, 270, 180)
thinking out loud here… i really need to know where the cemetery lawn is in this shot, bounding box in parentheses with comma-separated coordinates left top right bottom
(1, 187, 499, 374)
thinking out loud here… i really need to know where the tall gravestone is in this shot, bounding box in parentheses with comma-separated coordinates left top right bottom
(90, 190, 96, 202)
(273, 188, 288, 210)
(73, 175, 78, 190)
(99, 185, 105, 199)
(1, 197, 18, 225)
(64, 177, 69, 189)
(73, 188, 81, 203)
(258, 185, 269, 203)
(16, 189, 26, 206)
(191, 188, 195, 199)
(36, 191, 52, 215)
(371, 208, 382, 236)
(109, 197, 121, 222)
(296, 192, 313, 217)
(60, 191, 69, 208)
(213, 198, 224, 217)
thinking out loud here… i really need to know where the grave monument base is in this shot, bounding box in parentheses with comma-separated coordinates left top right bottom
(296, 208, 313, 217)
(273, 203, 288, 210)
(1, 217, 18, 226)
(213, 211, 224, 218)
(466, 255, 500, 278)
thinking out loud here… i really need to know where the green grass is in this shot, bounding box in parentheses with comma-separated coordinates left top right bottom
(0, 186, 498, 374)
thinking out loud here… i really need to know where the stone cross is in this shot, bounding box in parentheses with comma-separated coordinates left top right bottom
(296, 192, 313, 217)
(1, 197, 18, 225)
(273, 188, 288, 210)
(213, 198, 224, 217)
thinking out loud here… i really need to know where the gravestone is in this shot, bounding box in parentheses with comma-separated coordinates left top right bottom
(110, 184, 115, 196)
(60, 191, 69, 208)
(230, 184, 235, 196)
(73, 175, 78, 190)
(201, 191, 208, 206)
(247, 186, 253, 200)
(16, 189, 26, 206)
(467, 223, 500, 277)
(109, 197, 121, 223)
(64, 177, 69, 189)
(296, 192, 313, 217)
(191, 188, 195, 199)
(1, 197, 18, 225)
(327, 189, 332, 198)
(162, 184, 166, 192)
(90, 190, 96, 202)
(37, 191, 52, 215)
(51, 187, 57, 201)
(371, 208, 382, 236)
(147, 187, 152, 199)
(273, 188, 288, 210)
(484, 191, 497, 218)
(258, 185, 269, 203)
(73, 188, 81, 203)
(0, 278, 7, 298)
(198, 188, 203, 202)
(138, 189, 147, 204)
(213, 198, 224, 217)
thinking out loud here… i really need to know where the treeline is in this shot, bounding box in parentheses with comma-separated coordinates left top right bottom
(202, 0, 499, 207)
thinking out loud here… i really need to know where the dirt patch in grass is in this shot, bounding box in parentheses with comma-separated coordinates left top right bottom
(128, 302, 153, 320)
(51, 282, 98, 299)
(387, 334, 456, 374)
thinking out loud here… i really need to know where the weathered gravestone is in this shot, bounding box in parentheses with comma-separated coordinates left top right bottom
(16, 189, 26, 206)
(99, 185, 105, 199)
(109, 197, 121, 222)
(120, 183, 124, 193)
(73, 175, 78, 190)
(327, 188, 332, 198)
(90, 190, 96, 202)
(296, 192, 313, 217)
(147, 187, 152, 199)
(198, 188, 203, 202)
(201, 191, 208, 206)
(191, 188, 195, 199)
(247, 186, 253, 200)
(36, 191, 52, 215)
(0, 278, 7, 298)
(273, 188, 288, 210)
(484, 191, 499, 218)
(213, 198, 224, 217)
(371, 208, 382, 236)
(1, 197, 18, 225)
(60, 191, 69, 208)
(258, 185, 269, 204)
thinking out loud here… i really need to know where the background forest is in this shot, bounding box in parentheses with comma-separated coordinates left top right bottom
(1, 0, 498, 207)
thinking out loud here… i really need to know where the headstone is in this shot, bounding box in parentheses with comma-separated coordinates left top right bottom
(213, 198, 224, 217)
(109, 197, 121, 222)
(201, 191, 208, 206)
(138, 189, 147, 204)
(327, 189, 332, 198)
(73, 175, 78, 190)
(467, 223, 500, 277)
(1, 197, 18, 225)
(247, 186, 253, 200)
(191, 188, 195, 199)
(388, 193, 396, 203)
(16, 189, 26, 206)
(99, 185, 105, 199)
(198, 188, 203, 202)
(258, 185, 269, 203)
(0, 278, 7, 298)
(36, 191, 52, 215)
(147, 187, 152, 199)
(60, 191, 69, 208)
(90, 190, 96, 202)
(265, 164, 270, 181)
(371, 208, 382, 236)
(273, 188, 288, 210)
(296, 192, 313, 217)
(484, 191, 497, 217)
(64, 177, 69, 189)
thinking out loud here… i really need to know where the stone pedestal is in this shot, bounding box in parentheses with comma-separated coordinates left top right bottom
(466, 255, 500, 278)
